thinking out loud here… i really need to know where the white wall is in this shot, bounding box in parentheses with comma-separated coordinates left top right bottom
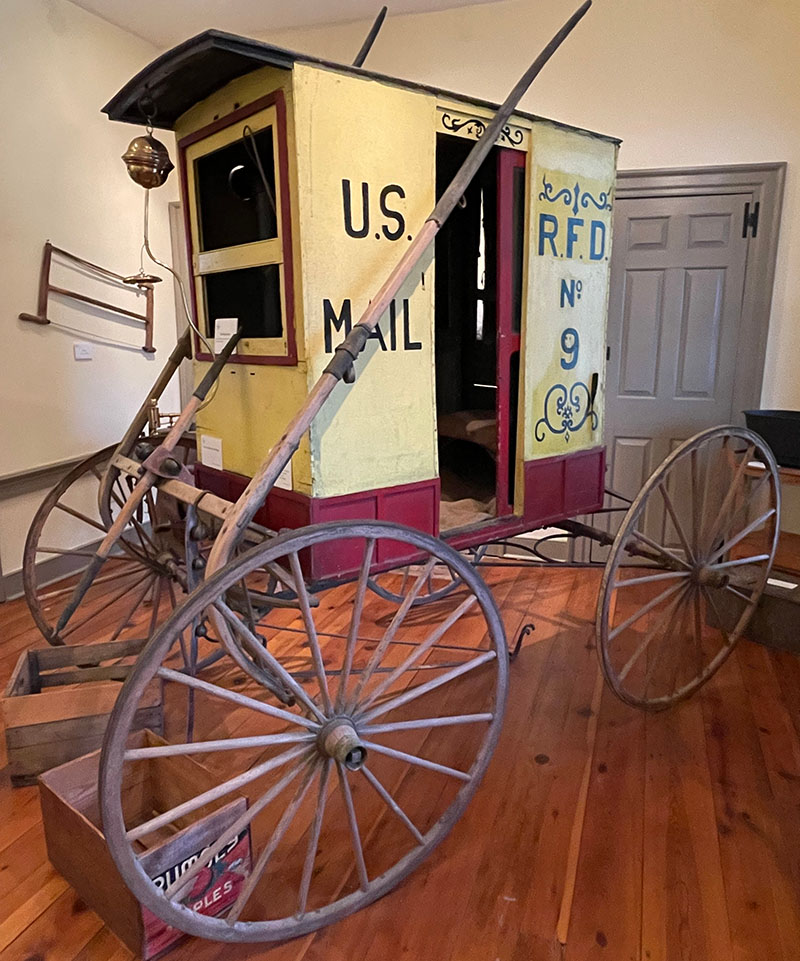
(0, 0, 180, 574)
(265, 0, 800, 412)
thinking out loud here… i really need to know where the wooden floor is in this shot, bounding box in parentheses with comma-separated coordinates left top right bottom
(2, 565, 800, 961)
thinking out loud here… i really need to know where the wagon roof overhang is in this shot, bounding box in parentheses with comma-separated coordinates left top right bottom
(103, 29, 620, 146)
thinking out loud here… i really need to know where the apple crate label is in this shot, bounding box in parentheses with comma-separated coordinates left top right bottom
(140, 829, 251, 959)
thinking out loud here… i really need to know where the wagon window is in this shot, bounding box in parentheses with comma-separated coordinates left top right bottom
(183, 96, 295, 364)
(204, 264, 282, 339)
(195, 126, 278, 251)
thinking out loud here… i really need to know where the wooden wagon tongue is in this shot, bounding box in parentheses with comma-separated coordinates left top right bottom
(54, 1, 593, 635)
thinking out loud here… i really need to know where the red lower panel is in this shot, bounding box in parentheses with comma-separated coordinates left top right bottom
(523, 445, 606, 527)
(445, 446, 606, 552)
(193, 465, 439, 579)
(194, 450, 604, 579)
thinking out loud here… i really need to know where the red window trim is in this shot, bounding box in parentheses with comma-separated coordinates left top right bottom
(177, 89, 297, 366)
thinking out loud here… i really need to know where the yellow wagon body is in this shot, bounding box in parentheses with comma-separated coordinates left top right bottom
(108, 31, 618, 559)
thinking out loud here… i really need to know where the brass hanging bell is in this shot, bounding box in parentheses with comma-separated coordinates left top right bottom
(122, 134, 174, 189)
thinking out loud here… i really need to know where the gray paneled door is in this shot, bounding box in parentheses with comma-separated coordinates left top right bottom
(605, 191, 752, 508)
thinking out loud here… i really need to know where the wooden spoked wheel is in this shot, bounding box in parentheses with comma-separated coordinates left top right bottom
(597, 426, 780, 710)
(23, 436, 197, 646)
(100, 522, 508, 942)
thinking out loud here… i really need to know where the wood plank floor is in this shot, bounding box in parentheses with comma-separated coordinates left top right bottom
(2, 566, 799, 961)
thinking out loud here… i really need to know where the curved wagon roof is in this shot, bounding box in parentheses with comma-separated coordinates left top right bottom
(103, 28, 620, 145)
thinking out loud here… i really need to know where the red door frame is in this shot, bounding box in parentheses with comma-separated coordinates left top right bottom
(495, 148, 525, 517)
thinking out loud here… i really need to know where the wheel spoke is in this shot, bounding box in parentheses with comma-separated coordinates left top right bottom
(60, 570, 151, 639)
(360, 713, 493, 735)
(164, 754, 312, 901)
(348, 556, 438, 709)
(53, 501, 105, 532)
(131, 508, 159, 556)
(703, 444, 755, 553)
(146, 577, 164, 639)
(612, 570, 690, 590)
(256, 619, 481, 656)
(290, 659, 471, 682)
(226, 761, 319, 924)
(617, 585, 689, 682)
(239, 576, 258, 634)
(708, 508, 776, 565)
(608, 581, 686, 642)
(724, 583, 755, 605)
(701, 585, 732, 646)
(157, 666, 317, 730)
(109, 573, 157, 641)
(289, 553, 332, 714)
(641, 585, 690, 696)
(337, 762, 369, 892)
(37, 563, 142, 601)
(690, 448, 701, 559)
(296, 758, 333, 916)
(692, 588, 704, 685)
(336, 538, 376, 712)
(35, 546, 100, 558)
(124, 732, 315, 760)
(710, 553, 771, 571)
(659, 482, 694, 562)
(360, 764, 425, 844)
(128, 744, 310, 843)
(628, 529, 692, 571)
(711, 471, 772, 554)
(698, 436, 721, 549)
(358, 595, 477, 711)
(360, 739, 471, 781)
(359, 650, 496, 724)
(215, 600, 325, 722)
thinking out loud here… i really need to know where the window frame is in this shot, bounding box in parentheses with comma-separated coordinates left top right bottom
(178, 90, 297, 365)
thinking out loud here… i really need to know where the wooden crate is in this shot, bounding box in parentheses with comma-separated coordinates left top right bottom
(39, 730, 251, 959)
(1, 638, 162, 786)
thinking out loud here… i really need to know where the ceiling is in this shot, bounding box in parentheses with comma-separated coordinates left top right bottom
(69, 0, 503, 49)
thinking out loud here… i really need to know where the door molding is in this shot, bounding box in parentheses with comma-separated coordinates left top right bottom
(615, 162, 786, 420)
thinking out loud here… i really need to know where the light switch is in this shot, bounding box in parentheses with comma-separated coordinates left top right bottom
(73, 342, 94, 360)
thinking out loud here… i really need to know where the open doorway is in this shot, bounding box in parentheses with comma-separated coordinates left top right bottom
(434, 135, 525, 533)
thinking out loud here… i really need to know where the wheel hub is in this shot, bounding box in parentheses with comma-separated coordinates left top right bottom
(316, 717, 367, 770)
(692, 564, 730, 589)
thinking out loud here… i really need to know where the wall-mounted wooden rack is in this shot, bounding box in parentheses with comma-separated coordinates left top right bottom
(19, 241, 157, 353)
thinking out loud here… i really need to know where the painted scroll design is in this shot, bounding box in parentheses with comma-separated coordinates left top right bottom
(535, 382, 598, 443)
(538, 176, 613, 217)
(440, 112, 524, 147)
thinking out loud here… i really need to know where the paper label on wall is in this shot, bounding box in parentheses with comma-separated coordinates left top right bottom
(214, 317, 239, 354)
(274, 459, 292, 491)
(200, 434, 223, 471)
